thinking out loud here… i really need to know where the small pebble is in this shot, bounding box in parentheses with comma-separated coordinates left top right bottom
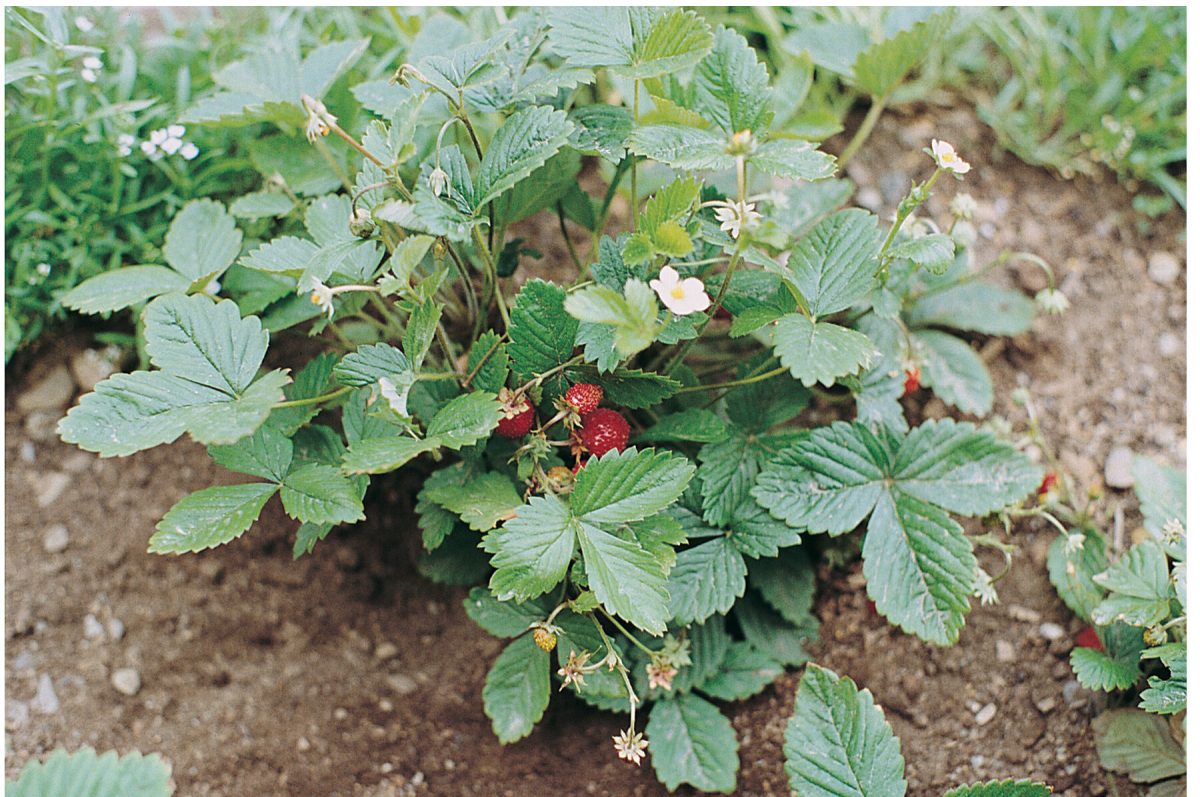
(296, 737, 311, 752)
(1007, 606, 1041, 623)
(374, 642, 399, 661)
(1036, 697, 1057, 714)
(17, 365, 74, 413)
(42, 524, 69, 554)
(31, 674, 60, 714)
(334, 707, 349, 721)
(19, 442, 35, 464)
(1062, 679, 1087, 708)
(970, 754, 985, 770)
(83, 614, 105, 639)
(975, 703, 997, 725)
(1104, 446, 1135, 489)
(1158, 333, 1182, 358)
(106, 618, 125, 641)
(386, 674, 418, 696)
(111, 667, 141, 696)
(7, 700, 29, 728)
(35, 473, 72, 509)
(1039, 623, 1065, 641)
(1146, 251, 1181, 285)
(995, 640, 1016, 663)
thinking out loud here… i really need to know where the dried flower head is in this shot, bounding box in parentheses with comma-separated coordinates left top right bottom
(710, 199, 762, 240)
(612, 729, 649, 766)
(646, 660, 678, 692)
(301, 94, 336, 143)
(557, 648, 592, 692)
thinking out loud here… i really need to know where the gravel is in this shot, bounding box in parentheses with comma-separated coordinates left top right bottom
(1146, 251, 1181, 285)
(42, 524, 69, 554)
(1104, 446, 1136, 489)
(31, 674, 60, 714)
(111, 667, 142, 696)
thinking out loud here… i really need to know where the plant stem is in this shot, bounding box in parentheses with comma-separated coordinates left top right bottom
(677, 365, 788, 394)
(629, 80, 639, 232)
(661, 245, 745, 375)
(838, 94, 886, 170)
(557, 202, 584, 274)
(272, 385, 351, 409)
(330, 122, 388, 170)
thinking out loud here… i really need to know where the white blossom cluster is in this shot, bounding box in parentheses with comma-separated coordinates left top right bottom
(118, 125, 199, 162)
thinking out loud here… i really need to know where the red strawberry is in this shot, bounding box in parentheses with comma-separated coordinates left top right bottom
(496, 392, 535, 438)
(1038, 472, 1058, 496)
(580, 408, 630, 456)
(903, 368, 921, 396)
(1076, 626, 1103, 651)
(565, 383, 604, 416)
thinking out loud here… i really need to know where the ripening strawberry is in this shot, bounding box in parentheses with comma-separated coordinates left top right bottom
(903, 368, 921, 396)
(1038, 472, 1058, 496)
(496, 389, 535, 439)
(565, 383, 604, 416)
(1075, 626, 1103, 651)
(580, 408, 630, 456)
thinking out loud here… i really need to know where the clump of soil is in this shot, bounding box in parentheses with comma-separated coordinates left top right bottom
(5, 107, 1184, 796)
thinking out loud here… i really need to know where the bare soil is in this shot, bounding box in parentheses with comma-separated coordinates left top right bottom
(5, 107, 1185, 796)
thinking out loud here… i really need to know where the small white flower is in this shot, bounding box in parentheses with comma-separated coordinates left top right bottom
(649, 266, 711, 316)
(202, 278, 221, 296)
(140, 140, 157, 156)
(949, 192, 978, 221)
(308, 278, 335, 319)
(179, 142, 200, 161)
(167, 124, 185, 138)
(1162, 518, 1185, 544)
(117, 144, 132, 157)
(972, 567, 998, 606)
(1035, 287, 1070, 315)
(149, 129, 168, 146)
(1065, 533, 1086, 554)
(75, 16, 95, 32)
(160, 137, 183, 155)
(711, 199, 761, 240)
(301, 94, 335, 144)
(930, 139, 971, 175)
(35, 262, 51, 277)
(80, 68, 97, 83)
(428, 166, 449, 197)
(82, 56, 103, 71)
(117, 133, 135, 147)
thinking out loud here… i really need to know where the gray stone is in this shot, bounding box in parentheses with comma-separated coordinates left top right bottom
(374, 642, 399, 661)
(974, 703, 997, 725)
(31, 674, 59, 714)
(1147, 251, 1181, 285)
(35, 473, 71, 509)
(83, 614, 105, 639)
(111, 667, 141, 696)
(42, 524, 69, 554)
(386, 673, 418, 696)
(1158, 333, 1182, 358)
(106, 618, 125, 641)
(69, 348, 119, 393)
(17, 365, 74, 414)
(1104, 446, 1136, 489)
(995, 640, 1016, 663)
(7, 700, 29, 728)
(1038, 622, 1065, 641)
(1062, 679, 1088, 708)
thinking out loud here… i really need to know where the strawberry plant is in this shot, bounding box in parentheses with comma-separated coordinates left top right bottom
(54, 10, 1054, 792)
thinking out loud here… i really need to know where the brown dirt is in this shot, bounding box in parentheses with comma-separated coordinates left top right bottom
(5, 106, 1185, 797)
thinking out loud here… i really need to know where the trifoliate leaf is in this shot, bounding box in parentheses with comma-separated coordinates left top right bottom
(1092, 543, 1173, 627)
(149, 483, 278, 554)
(163, 199, 242, 286)
(208, 425, 294, 482)
(753, 419, 1040, 644)
(60, 266, 190, 316)
(914, 329, 993, 416)
(907, 282, 1035, 337)
(546, 8, 713, 80)
(943, 780, 1052, 797)
(509, 279, 579, 395)
(6, 747, 173, 797)
(626, 124, 730, 171)
(280, 463, 365, 525)
(483, 635, 550, 744)
(698, 641, 784, 702)
(1092, 708, 1186, 783)
(784, 208, 881, 318)
(474, 105, 573, 210)
(647, 694, 739, 794)
(697, 431, 769, 529)
(773, 314, 878, 388)
(784, 665, 907, 797)
(564, 281, 659, 357)
(240, 236, 321, 275)
(667, 536, 747, 624)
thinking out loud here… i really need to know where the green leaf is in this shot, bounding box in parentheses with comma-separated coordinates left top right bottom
(1070, 645, 1142, 692)
(692, 26, 771, 135)
(698, 641, 784, 701)
(943, 781, 1052, 797)
(569, 105, 632, 165)
(1092, 543, 1173, 627)
(907, 283, 1035, 337)
(426, 471, 521, 532)
(577, 520, 672, 634)
(773, 314, 878, 388)
(163, 199, 242, 285)
(784, 665, 906, 797)
(697, 431, 767, 528)
(509, 279, 579, 394)
(546, 8, 713, 80)
(1092, 708, 1186, 783)
(280, 463, 364, 525)
(1132, 456, 1186, 556)
(148, 483, 278, 554)
(341, 436, 433, 475)
(1046, 528, 1109, 620)
(572, 448, 695, 526)
(785, 209, 881, 318)
(753, 420, 1039, 644)
(142, 294, 268, 395)
(735, 592, 817, 666)
(750, 139, 837, 181)
(564, 280, 659, 357)
(240, 236, 321, 275)
(269, 352, 338, 436)
(208, 425, 294, 482)
(60, 266, 190, 316)
(748, 548, 816, 625)
(6, 747, 173, 797)
(1140, 669, 1186, 715)
(891, 234, 956, 275)
(483, 635, 550, 744)
(852, 11, 954, 97)
(647, 694, 739, 794)
(334, 343, 411, 388)
(463, 587, 550, 638)
(465, 331, 509, 394)
(572, 366, 681, 409)
(425, 390, 502, 448)
(914, 330, 993, 416)
(627, 124, 730, 171)
(229, 191, 294, 220)
(484, 496, 577, 602)
(730, 498, 804, 558)
(667, 536, 747, 624)
(474, 105, 574, 210)
(635, 409, 730, 444)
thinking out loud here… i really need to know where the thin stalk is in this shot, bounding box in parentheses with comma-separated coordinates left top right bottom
(273, 385, 351, 409)
(330, 122, 388, 170)
(557, 202, 584, 274)
(838, 94, 886, 170)
(677, 366, 788, 394)
(629, 80, 640, 232)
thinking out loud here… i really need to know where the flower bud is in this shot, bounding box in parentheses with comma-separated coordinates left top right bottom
(348, 207, 376, 238)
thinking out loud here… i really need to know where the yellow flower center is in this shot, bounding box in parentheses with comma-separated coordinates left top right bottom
(670, 285, 686, 300)
(310, 292, 322, 305)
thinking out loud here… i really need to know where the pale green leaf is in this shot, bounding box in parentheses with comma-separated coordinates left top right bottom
(474, 105, 573, 210)
(750, 139, 837, 181)
(426, 471, 521, 532)
(341, 437, 435, 475)
(666, 536, 747, 624)
(735, 592, 817, 666)
(1070, 646, 1142, 692)
(568, 104, 632, 164)
(891, 234, 956, 275)
(627, 124, 730, 171)
(240, 236, 320, 275)
(692, 26, 771, 135)
(748, 548, 816, 625)
(6, 747, 173, 797)
(280, 463, 364, 525)
(484, 496, 577, 602)
(1046, 528, 1109, 620)
(1092, 709, 1185, 783)
(647, 694, 739, 794)
(852, 11, 954, 97)
(785, 208, 881, 318)
(907, 282, 1035, 337)
(208, 425, 294, 482)
(483, 635, 550, 744)
(572, 448, 695, 526)
(60, 266, 189, 316)
(944, 780, 1052, 797)
(635, 409, 730, 445)
(546, 8, 713, 80)
(163, 199, 242, 283)
(773, 314, 878, 387)
(698, 641, 784, 702)
(463, 587, 550, 638)
(914, 330, 993, 416)
(229, 191, 294, 220)
(1132, 456, 1186, 557)
(425, 390, 502, 449)
(334, 343, 411, 387)
(149, 483, 278, 554)
(577, 521, 672, 634)
(142, 294, 268, 395)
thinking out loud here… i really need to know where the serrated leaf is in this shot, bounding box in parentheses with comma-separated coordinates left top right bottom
(774, 314, 878, 388)
(474, 105, 573, 210)
(333, 343, 412, 388)
(693, 26, 771, 135)
(698, 641, 784, 702)
(697, 431, 765, 528)
(60, 266, 190, 316)
(142, 294, 268, 395)
(907, 282, 1035, 337)
(1092, 709, 1186, 783)
(853, 11, 954, 97)
(1070, 646, 1142, 692)
(509, 279, 578, 394)
(568, 104, 632, 164)
(730, 498, 804, 559)
(163, 199, 242, 284)
(647, 694, 739, 794)
(6, 747, 173, 797)
(627, 124, 730, 171)
(208, 425, 294, 482)
(230, 191, 294, 220)
(419, 525, 491, 586)
(546, 8, 713, 80)
(1132, 456, 1185, 557)
(279, 463, 365, 525)
(463, 587, 550, 638)
(1092, 543, 1173, 627)
(425, 390, 502, 448)
(572, 448, 695, 526)
(750, 139, 837, 181)
(483, 635, 550, 744)
(635, 409, 730, 444)
(785, 209, 881, 318)
(891, 234, 956, 275)
(1140, 671, 1186, 715)
(784, 665, 906, 797)
(427, 471, 521, 532)
(572, 366, 682, 409)
(666, 536, 747, 624)
(564, 280, 659, 357)
(914, 330, 993, 415)
(240, 236, 321, 275)
(465, 331, 509, 393)
(341, 437, 435, 475)
(943, 781, 1052, 797)
(149, 482, 278, 554)
(577, 521, 672, 634)
(748, 547, 816, 625)
(484, 496, 577, 602)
